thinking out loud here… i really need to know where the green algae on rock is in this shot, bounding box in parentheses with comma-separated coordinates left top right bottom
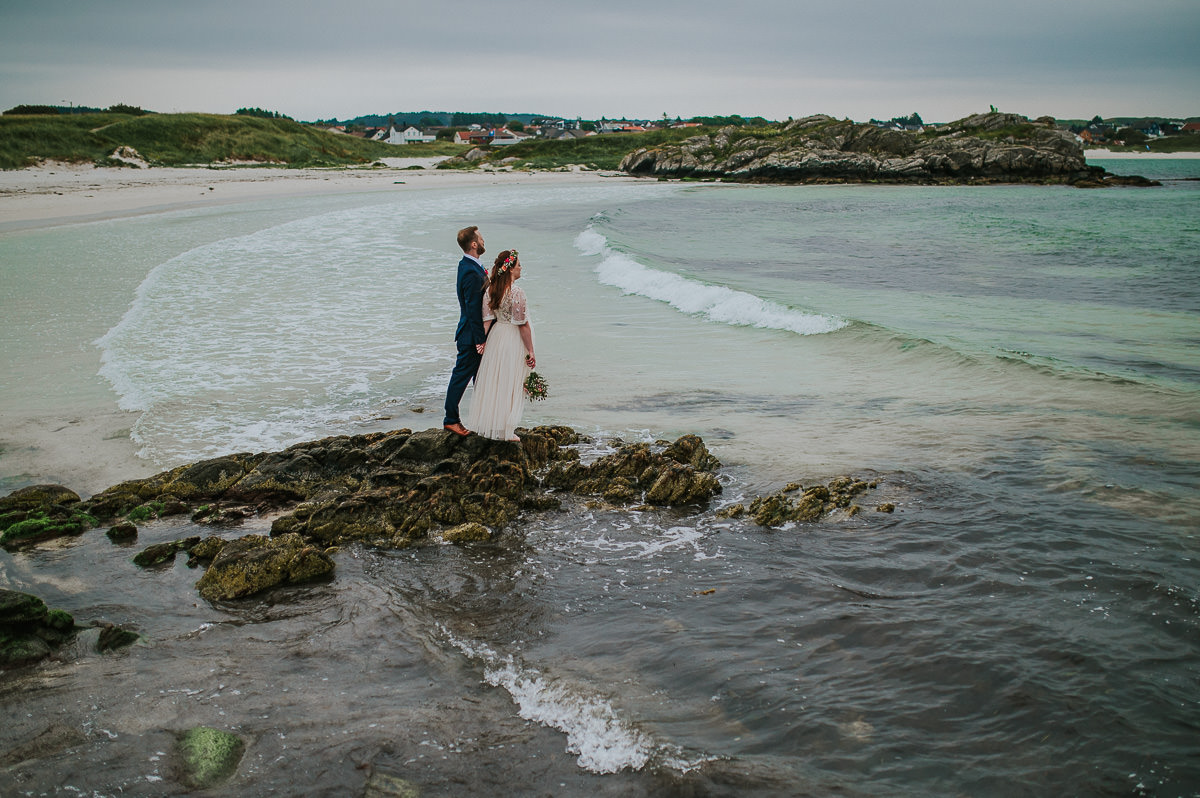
(0, 485, 96, 550)
(176, 726, 245, 789)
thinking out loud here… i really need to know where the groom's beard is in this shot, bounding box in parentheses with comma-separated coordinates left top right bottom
(477, 244, 486, 256)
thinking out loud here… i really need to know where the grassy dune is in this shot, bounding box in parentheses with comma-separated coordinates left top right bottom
(0, 112, 403, 170)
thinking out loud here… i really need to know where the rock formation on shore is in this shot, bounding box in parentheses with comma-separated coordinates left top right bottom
(620, 112, 1158, 187)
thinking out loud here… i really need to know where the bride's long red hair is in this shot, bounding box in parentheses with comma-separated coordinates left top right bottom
(487, 250, 518, 312)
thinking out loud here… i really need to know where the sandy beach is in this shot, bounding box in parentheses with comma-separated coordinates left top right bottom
(0, 157, 634, 232)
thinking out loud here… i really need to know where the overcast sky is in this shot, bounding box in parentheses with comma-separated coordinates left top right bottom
(1, 0, 1196, 123)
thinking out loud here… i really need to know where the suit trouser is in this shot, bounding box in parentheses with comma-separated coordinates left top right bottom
(443, 341, 482, 425)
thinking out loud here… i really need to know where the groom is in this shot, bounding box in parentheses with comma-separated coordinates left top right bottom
(443, 225, 489, 436)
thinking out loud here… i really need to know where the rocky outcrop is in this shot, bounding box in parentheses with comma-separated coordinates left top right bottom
(3, 426, 724, 601)
(620, 112, 1157, 187)
(75, 426, 720, 549)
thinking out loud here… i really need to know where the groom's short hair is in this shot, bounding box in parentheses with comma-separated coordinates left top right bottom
(457, 226, 479, 252)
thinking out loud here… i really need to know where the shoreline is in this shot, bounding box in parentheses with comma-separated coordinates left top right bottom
(0, 160, 638, 496)
(1084, 148, 1200, 159)
(0, 158, 634, 232)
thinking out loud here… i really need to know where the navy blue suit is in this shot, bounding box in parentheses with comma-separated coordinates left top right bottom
(443, 254, 488, 426)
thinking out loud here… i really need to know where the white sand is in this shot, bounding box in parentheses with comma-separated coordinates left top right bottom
(1085, 148, 1200, 159)
(0, 158, 636, 231)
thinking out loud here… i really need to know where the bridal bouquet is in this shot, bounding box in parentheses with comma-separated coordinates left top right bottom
(524, 371, 548, 402)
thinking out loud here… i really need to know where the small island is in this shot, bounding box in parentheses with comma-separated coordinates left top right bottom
(619, 111, 1158, 187)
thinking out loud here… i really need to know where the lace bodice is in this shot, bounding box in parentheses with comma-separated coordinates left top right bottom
(483, 285, 528, 326)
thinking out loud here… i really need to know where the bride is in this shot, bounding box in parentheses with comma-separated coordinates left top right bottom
(464, 249, 535, 441)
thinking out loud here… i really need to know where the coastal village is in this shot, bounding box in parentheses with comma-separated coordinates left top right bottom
(319, 117, 706, 148)
(319, 113, 1200, 151)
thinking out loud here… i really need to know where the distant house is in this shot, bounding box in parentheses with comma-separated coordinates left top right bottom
(387, 125, 436, 145)
(541, 128, 590, 141)
(454, 130, 490, 146)
(489, 127, 530, 146)
(1183, 122, 1200, 134)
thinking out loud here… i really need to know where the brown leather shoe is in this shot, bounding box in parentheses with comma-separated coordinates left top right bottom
(443, 422, 471, 436)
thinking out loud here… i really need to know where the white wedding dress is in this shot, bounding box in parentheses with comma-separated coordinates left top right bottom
(464, 285, 533, 440)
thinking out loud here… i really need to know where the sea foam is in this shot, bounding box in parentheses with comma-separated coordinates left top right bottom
(446, 630, 654, 774)
(574, 226, 845, 337)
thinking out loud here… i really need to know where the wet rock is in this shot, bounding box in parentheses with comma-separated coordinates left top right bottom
(0, 589, 74, 667)
(743, 476, 881, 527)
(439, 522, 493, 543)
(133, 536, 201, 567)
(714, 503, 746, 519)
(185, 535, 228, 567)
(0, 484, 96, 550)
(175, 726, 245, 789)
(544, 436, 721, 507)
(364, 771, 422, 798)
(0, 484, 81, 512)
(97, 624, 140, 652)
(877, 503, 896, 513)
(663, 434, 721, 472)
(106, 521, 138, 542)
(194, 533, 334, 601)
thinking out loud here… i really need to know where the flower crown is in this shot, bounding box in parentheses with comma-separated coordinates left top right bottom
(496, 250, 519, 274)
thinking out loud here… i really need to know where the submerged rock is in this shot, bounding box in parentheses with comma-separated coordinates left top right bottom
(0, 723, 87, 767)
(0, 588, 138, 667)
(105, 520, 138, 542)
(719, 476, 879, 527)
(364, 771, 422, 798)
(176, 726, 245, 789)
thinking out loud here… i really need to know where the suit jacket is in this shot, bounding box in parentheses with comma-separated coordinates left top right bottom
(454, 255, 488, 346)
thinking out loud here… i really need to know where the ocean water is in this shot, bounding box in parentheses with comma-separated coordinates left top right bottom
(1, 160, 1198, 796)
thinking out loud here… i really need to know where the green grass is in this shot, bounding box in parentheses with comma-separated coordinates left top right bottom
(0, 112, 403, 169)
(452, 128, 723, 170)
(386, 140, 468, 158)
